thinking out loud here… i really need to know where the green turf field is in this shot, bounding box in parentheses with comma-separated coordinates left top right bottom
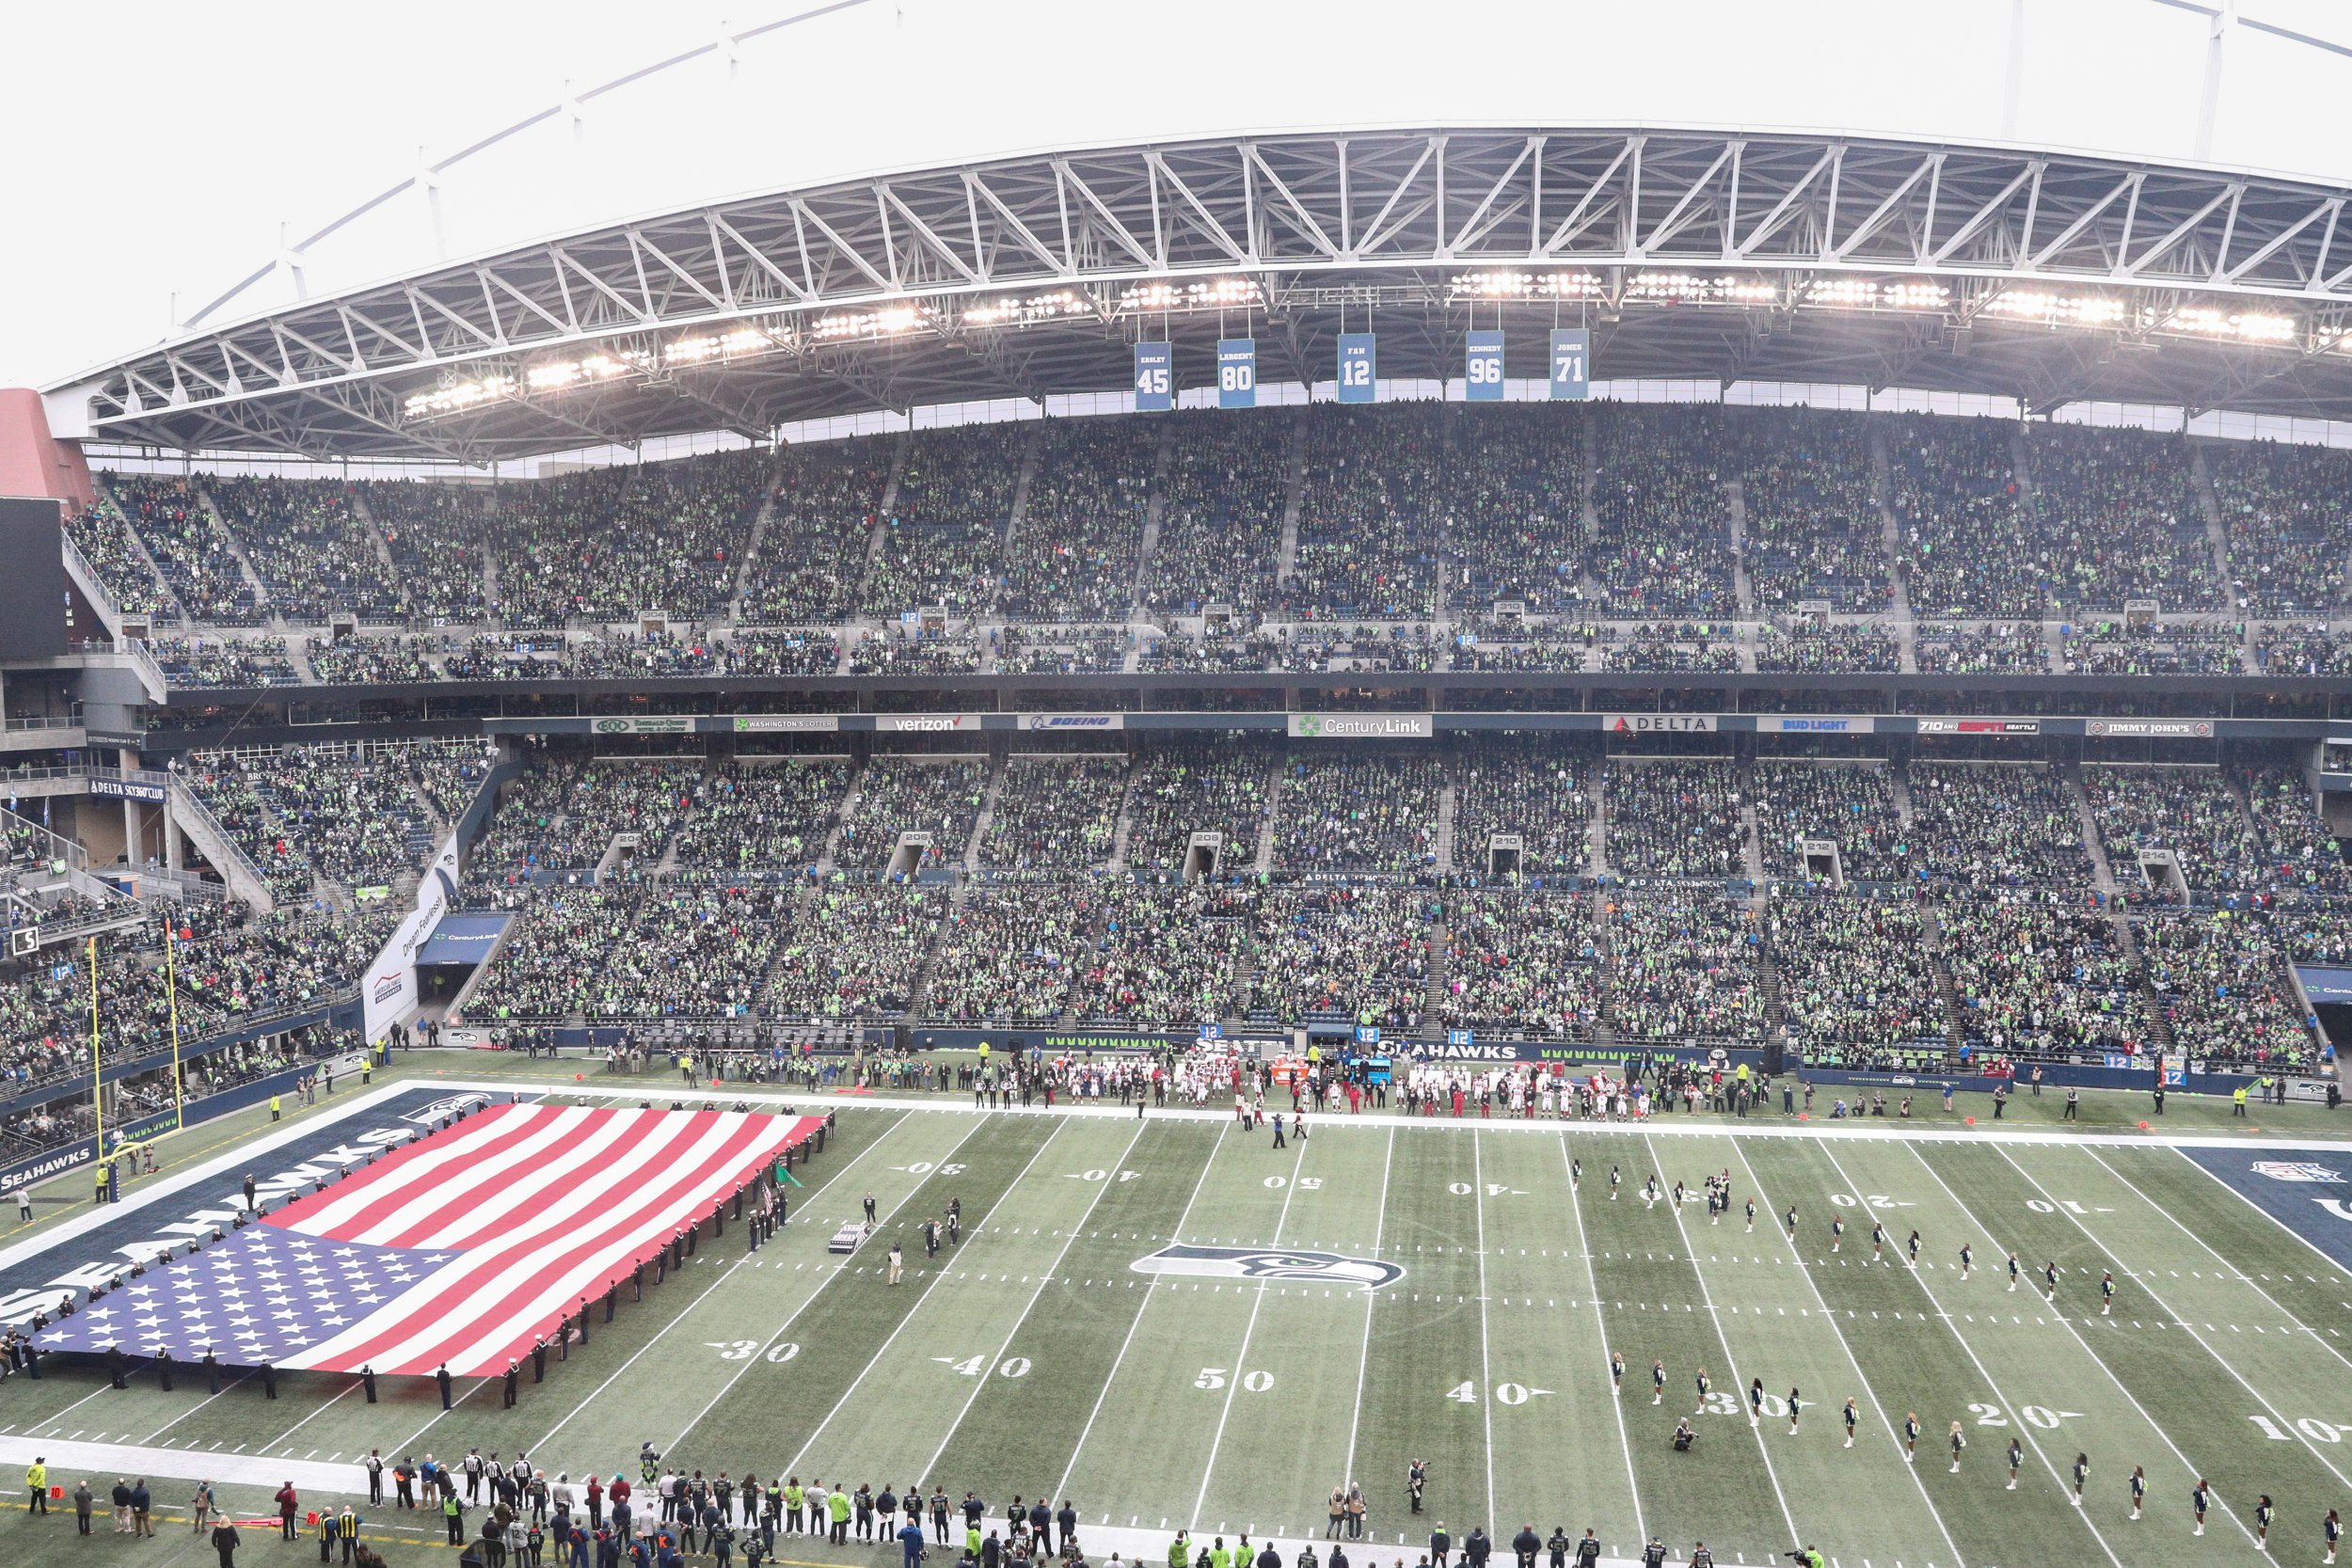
(5, 1064, 2352, 1568)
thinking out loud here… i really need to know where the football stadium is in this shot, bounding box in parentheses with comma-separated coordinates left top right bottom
(8, 5, 2352, 1567)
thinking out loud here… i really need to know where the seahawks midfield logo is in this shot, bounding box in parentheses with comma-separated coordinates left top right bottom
(1131, 1244, 1404, 1289)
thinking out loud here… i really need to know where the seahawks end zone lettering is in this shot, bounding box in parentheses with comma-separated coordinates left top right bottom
(1132, 1243, 1405, 1289)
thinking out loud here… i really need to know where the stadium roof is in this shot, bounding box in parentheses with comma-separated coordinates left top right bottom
(48, 124, 2352, 461)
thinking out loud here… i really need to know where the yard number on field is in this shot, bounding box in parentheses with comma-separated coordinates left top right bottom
(1827, 1194, 1913, 1209)
(1446, 1381, 1553, 1405)
(1198, 1369, 1277, 1391)
(2025, 1199, 2114, 1213)
(2249, 1416, 2350, 1443)
(710, 1340, 801, 1363)
(935, 1355, 1032, 1378)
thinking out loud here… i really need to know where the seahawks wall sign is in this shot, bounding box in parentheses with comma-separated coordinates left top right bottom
(1130, 1244, 1405, 1289)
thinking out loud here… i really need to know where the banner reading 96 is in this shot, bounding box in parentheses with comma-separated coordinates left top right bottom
(1133, 342, 1173, 412)
(1465, 329, 1505, 402)
(1337, 332, 1376, 404)
(1217, 339, 1257, 409)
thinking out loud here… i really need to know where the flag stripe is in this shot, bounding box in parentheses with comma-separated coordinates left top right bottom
(278, 1104, 583, 1242)
(281, 1109, 809, 1375)
(331, 1114, 778, 1376)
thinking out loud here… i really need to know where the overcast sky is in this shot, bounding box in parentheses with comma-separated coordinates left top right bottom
(9, 0, 2352, 392)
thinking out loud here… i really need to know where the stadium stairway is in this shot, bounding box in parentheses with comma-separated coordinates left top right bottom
(1726, 477, 1756, 616)
(1275, 409, 1307, 583)
(1915, 902, 1975, 1056)
(192, 481, 279, 627)
(726, 451, 787, 621)
(346, 485, 405, 613)
(1104, 763, 1142, 874)
(1128, 421, 1176, 610)
(2061, 761, 2124, 902)
(87, 474, 187, 631)
(2188, 441, 2236, 592)
(847, 431, 913, 607)
(1432, 784, 1458, 876)
(1867, 421, 1920, 670)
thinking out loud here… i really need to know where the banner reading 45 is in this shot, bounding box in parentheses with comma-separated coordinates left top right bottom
(1134, 342, 1173, 412)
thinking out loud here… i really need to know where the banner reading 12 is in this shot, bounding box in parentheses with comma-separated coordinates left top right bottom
(1337, 332, 1376, 404)
(1549, 328, 1591, 400)
(1133, 342, 1173, 412)
(1465, 329, 1505, 402)
(1217, 339, 1257, 409)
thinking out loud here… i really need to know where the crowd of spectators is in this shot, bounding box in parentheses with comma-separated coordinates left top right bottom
(834, 759, 987, 875)
(468, 757, 697, 883)
(1607, 894, 1763, 1040)
(1071, 884, 1250, 1027)
(1146, 410, 1288, 614)
(1940, 893, 2140, 1053)
(494, 450, 768, 622)
(1273, 752, 1443, 875)
(1736, 407, 1890, 612)
(2023, 424, 2220, 610)
(1282, 624, 1440, 673)
(1446, 404, 1589, 616)
(1905, 761, 2092, 888)
(208, 476, 400, 622)
(1752, 761, 1907, 883)
(1000, 626, 1130, 674)
(307, 636, 438, 684)
(1137, 629, 1279, 673)
(1246, 884, 1432, 1028)
(1450, 740, 1593, 879)
(860, 424, 1024, 617)
(1438, 889, 1603, 1037)
(667, 762, 853, 875)
(763, 884, 945, 1020)
(1450, 627, 1591, 673)
(1603, 760, 1752, 879)
(1599, 623, 1742, 673)
(921, 884, 1097, 1023)
(847, 631, 986, 676)
(1914, 622, 2049, 674)
(1765, 890, 1944, 1049)
(981, 757, 1126, 871)
(1754, 623, 1900, 673)
(1124, 745, 1274, 878)
(354, 478, 495, 624)
(63, 500, 176, 620)
(150, 636, 300, 688)
(1000, 419, 1152, 620)
(739, 438, 891, 623)
(2207, 441, 2351, 615)
(1888, 414, 2041, 616)
(2083, 765, 2264, 895)
(1283, 404, 1441, 619)
(2254, 626, 2352, 676)
(2240, 766, 2352, 893)
(1591, 404, 1732, 615)
(2058, 619, 2245, 675)
(2135, 909, 2315, 1067)
(103, 474, 263, 624)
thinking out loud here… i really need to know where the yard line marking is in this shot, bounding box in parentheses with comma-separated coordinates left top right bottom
(252, 1374, 364, 1455)
(1996, 1144, 2352, 1495)
(1188, 1135, 1310, 1527)
(1895, 1142, 2257, 1553)
(1561, 1132, 1645, 1547)
(1471, 1132, 1498, 1533)
(915, 1119, 1147, 1484)
(1722, 1139, 1966, 1568)
(779, 1118, 1068, 1481)
(530, 1108, 914, 1456)
(1643, 1132, 1803, 1547)
(1341, 1125, 1397, 1491)
(1057, 1123, 1229, 1501)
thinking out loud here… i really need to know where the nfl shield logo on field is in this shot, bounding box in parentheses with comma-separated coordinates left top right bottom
(2251, 1160, 2343, 1183)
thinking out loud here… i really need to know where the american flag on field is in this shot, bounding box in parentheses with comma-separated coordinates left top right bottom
(37, 1104, 819, 1377)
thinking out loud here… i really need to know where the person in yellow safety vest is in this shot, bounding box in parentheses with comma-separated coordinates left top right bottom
(93, 1166, 108, 1206)
(1307, 1044, 1322, 1068)
(977, 1041, 990, 1069)
(25, 1458, 48, 1513)
(2233, 1085, 2249, 1117)
(269, 1095, 282, 1122)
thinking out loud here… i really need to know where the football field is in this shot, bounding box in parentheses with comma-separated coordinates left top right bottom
(6, 1077, 2352, 1568)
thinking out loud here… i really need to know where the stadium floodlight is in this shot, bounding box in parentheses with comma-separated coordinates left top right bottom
(2162, 306, 2296, 344)
(404, 373, 519, 418)
(1980, 290, 2129, 328)
(1114, 277, 1263, 315)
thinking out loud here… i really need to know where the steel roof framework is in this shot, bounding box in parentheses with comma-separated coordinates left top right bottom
(56, 127, 2352, 460)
